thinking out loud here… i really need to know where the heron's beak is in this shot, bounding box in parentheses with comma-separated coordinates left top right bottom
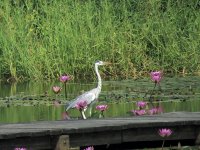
(103, 62, 112, 65)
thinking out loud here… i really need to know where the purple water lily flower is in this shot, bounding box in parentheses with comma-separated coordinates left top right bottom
(148, 108, 158, 115)
(75, 100, 88, 111)
(96, 104, 108, 112)
(136, 101, 147, 109)
(131, 109, 146, 116)
(52, 86, 62, 94)
(150, 71, 162, 84)
(59, 74, 71, 99)
(158, 128, 173, 137)
(60, 75, 70, 83)
(14, 148, 27, 150)
(158, 128, 173, 149)
(84, 146, 94, 150)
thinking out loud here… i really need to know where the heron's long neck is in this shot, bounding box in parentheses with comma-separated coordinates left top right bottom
(95, 64, 102, 90)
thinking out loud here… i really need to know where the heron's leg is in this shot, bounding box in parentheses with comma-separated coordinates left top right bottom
(80, 110, 87, 119)
(88, 101, 97, 117)
(88, 107, 93, 117)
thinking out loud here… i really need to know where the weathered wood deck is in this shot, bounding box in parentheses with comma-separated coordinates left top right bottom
(0, 112, 200, 150)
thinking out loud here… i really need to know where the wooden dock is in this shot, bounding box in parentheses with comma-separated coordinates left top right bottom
(0, 112, 200, 150)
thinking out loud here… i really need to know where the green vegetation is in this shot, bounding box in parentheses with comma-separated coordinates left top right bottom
(0, 0, 200, 81)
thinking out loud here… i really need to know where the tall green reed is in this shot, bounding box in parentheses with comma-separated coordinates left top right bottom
(0, 0, 199, 81)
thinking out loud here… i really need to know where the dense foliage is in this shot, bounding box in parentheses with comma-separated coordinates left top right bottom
(0, 0, 200, 81)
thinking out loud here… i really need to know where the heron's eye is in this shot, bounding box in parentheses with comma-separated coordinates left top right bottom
(95, 60, 100, 63)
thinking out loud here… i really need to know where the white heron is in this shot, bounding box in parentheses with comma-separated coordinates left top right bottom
(65, 61, 111, 119)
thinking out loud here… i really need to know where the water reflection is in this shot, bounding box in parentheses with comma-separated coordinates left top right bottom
(0, 80, 97, 100)
(0, 99, 200, 123)
(0, 76, 200, 123)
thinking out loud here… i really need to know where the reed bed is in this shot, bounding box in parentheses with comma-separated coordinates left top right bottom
(0, 0, 200, 81)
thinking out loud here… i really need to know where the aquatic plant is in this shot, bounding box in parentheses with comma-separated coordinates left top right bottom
(75, 100, 88, 119)
(150, 71, 163, 92)
(131, 109, 146, 116)
(14, 148, 27, 150)
(96, 104, 108, 118)
(158, 128, 173, 150)
(52, 86, 62, 106)
(158, 128, 172, 137)
(148, 107, 163, 115)
(148, 71, 163, 107)
(131, 101, 147, 116)
(96, 104, 108, 112)
(84, 146, 94, 150)
(150, 71, 162, 84)
(59, 75, 70, 83)
(60, 75, 70, 99)
(131, 100, 163, 116)
(136, 101, 147, 109)
(52, 86, 62, 94)
(0, 1, 199, 81)
(75, 100, 88, 111)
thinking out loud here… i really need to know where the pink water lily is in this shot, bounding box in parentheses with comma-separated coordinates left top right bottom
(148, 108, 158, 115)
(96, 104, 108, 112)
(158, 128, 173, 137)
(60, 75, 70, 83)
(150, 71, 162, 83)
(131, 109, 146, 116)
(148, 107, 163, 115)
(159, 128, 173, 150)
(59, 74, 70, 99)
(52, 86, 62, 94)
(14, 148, 27, 150)
(84, 146, 94, 150)
(136, 101, 147, 109)
(75, 100, 88, 111)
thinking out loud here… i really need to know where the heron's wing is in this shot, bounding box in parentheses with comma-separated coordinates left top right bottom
(65, 88, 98, 111)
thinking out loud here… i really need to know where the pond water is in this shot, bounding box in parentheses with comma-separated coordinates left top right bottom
(0, 76, 200, 123)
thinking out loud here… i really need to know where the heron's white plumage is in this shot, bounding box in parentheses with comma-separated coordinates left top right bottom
(65, 61, 107, 118)
(65, 88, 100, 111)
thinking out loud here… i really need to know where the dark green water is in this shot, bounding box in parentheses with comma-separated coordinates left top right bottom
(0, 76, 200, 123)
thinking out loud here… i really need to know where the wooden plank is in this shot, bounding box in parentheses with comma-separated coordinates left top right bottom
(122, 125, 196, 142)
(69, 130, 122, 147)
(195, 132, 200, 145)
(55, 135, 70, 150)
(0, 136, 52, 150)
(0, 112, 199, 149)
(195, 126, 200, 145)
(0, 128, 52, 139)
